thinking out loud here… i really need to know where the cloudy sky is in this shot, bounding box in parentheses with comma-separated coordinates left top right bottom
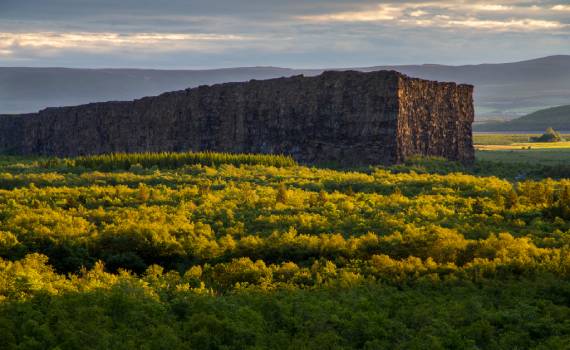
(0, 0, 569, 68)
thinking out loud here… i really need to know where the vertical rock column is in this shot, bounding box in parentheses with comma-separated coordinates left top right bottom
(396, 76, 475, 163)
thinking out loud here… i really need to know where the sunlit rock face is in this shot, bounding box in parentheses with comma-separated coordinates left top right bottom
(0, 70, 474, 165)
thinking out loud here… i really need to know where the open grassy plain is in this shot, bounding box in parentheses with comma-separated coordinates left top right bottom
(474, 133, 570, 165)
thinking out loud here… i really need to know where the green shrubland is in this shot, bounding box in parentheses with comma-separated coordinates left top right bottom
(1, 152, 570, 349)
(531, 128, 567, 143)
(47, 151, 297, 170)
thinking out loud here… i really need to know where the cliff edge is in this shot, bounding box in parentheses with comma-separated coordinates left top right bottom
(0, 70, 474, 165)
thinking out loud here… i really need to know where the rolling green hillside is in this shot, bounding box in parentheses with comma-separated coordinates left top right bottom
(475, 104, 570, 132)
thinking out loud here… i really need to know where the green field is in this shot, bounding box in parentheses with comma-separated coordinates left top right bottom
(1, 152, 570, 349)
(474, 133, 570, 165)
(476, 148, 570, 164)
(473, 133, 570, 146)
(473, 133, 536, 145)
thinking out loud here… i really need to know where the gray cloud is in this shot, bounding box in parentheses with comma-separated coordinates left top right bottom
(0, 0, 568, 68)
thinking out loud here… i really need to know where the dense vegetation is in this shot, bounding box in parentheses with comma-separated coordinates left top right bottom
(62, 151, 297, 170)
(530, 128, 566, 143)
(1, 152, 570, 349)
(475, 104, 570, 132)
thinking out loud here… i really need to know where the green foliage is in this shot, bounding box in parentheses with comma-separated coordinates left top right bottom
(0, 152, 570, 348)
(394, 154, 570, 179)
(1, 257, 570, 349)
(531, 127, 566, 143)
(276, 183, 288, 204)
(46, 151, 297, 170)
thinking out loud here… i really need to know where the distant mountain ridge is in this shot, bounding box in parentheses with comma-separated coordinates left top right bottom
(474, 104, 570, 132)
(369, 55, 570, 120)
(1, 55, 570, 120)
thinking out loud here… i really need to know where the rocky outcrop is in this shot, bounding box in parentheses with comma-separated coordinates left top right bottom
(396, 77, 474, 163)
(0, 70, 474, 165)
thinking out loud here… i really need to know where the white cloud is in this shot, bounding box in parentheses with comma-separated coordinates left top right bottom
(297, 5, 402, 22)
(552, 4, 570, 11)
(472, 4, 513, 11)
(0, 32, 250, 53)
(443, 18, 566, 31)
(410, 10, 428, 17)
(295, 2, 567, 33)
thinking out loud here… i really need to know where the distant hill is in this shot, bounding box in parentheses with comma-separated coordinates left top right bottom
(0, 66, 311, 115)
(475, 105, 570, 132)
(372, 55, 570, 121)
(2, 55, 570, 120)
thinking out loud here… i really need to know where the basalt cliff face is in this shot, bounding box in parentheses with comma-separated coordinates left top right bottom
(0, 70, 474, 165)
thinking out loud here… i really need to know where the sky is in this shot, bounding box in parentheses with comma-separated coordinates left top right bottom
(0, 0, 569, 68)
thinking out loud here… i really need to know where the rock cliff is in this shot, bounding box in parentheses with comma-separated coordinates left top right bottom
(0, 70, 474, 165)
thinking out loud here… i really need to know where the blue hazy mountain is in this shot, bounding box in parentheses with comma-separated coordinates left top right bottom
(2, 55, 569, 121)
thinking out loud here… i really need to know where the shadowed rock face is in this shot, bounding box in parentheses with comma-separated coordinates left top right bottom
(0, 70, 474, 165)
